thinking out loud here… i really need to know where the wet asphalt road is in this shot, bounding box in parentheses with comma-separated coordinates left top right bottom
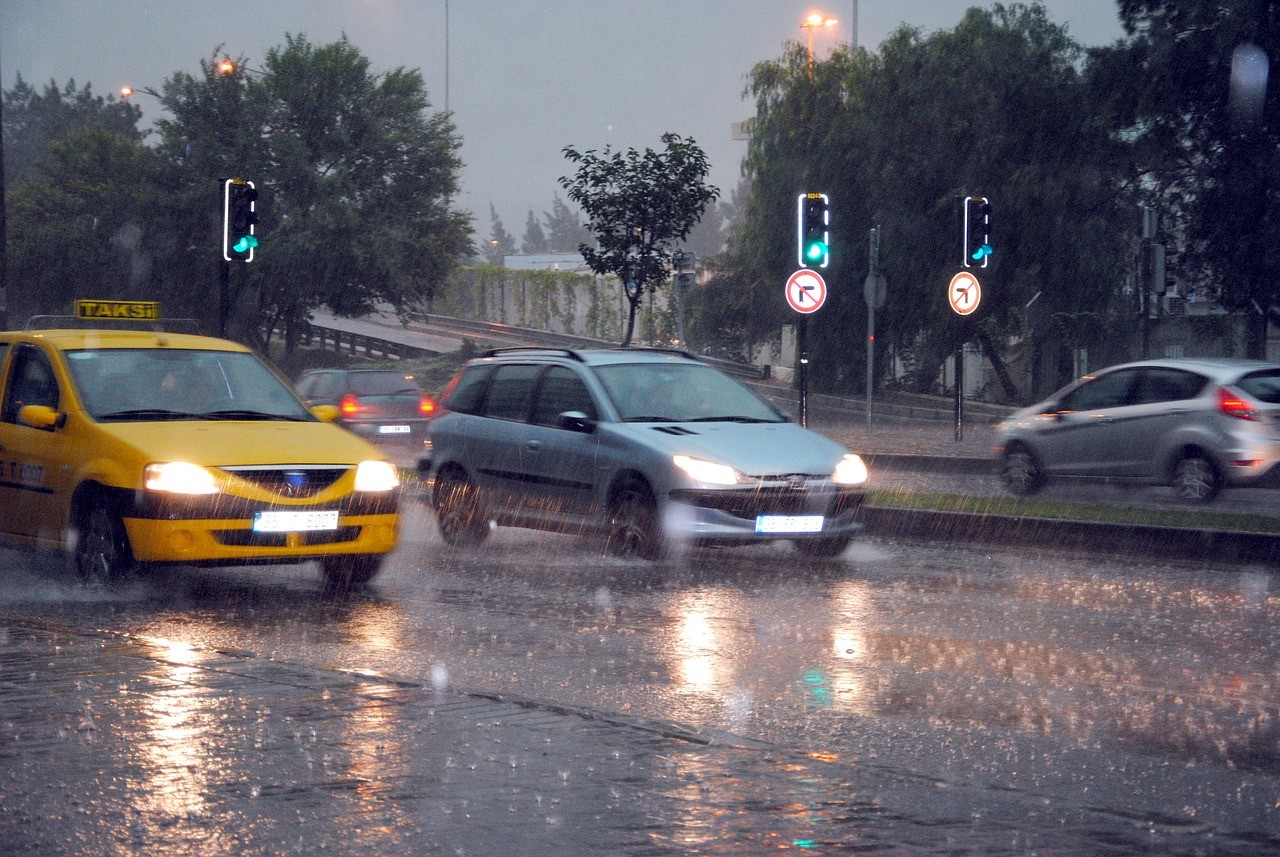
(1, 499, 1277, 854)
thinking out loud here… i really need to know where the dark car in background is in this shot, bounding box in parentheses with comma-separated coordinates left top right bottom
(296, 369, 435, 466)
(995, 358, 1280, 502)
(419, 347, 868, 560)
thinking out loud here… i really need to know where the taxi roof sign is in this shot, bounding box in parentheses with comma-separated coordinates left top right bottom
(75, 300, 160, 320)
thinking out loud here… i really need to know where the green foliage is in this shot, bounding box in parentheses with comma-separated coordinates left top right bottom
(716, 4, 1131, 397)
(560, 133, 718, 345)
(1093, 1, 1280, 356)
(4, 35, 473, 344)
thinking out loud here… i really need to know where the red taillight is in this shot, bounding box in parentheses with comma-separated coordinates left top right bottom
(1216, 387, 1258, 421)
(419, 395, 436, 416)
(339, 393, 362, 416)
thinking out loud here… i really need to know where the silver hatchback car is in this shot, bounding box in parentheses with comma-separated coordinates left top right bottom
(995, 358, 1280, 502)
(419, 347, 869, 558)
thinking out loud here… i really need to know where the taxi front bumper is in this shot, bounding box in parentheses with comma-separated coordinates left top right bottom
(108, 486, 399, 565)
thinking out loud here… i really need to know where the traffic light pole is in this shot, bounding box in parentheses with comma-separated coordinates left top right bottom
(797, 316, 809, 428)
(218, 258, 230, 337)
(954, 315, 965, 442)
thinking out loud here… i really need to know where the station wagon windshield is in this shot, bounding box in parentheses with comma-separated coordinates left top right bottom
(64, 348, 314, 422)
(594, 362, 786, 424)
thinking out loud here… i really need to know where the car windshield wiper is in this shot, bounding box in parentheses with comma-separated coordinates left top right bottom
(623, 414, 676, 422)
(97, 408, 205, 421)
(203, 409, 309, 422)
(688, 415, 780, 423)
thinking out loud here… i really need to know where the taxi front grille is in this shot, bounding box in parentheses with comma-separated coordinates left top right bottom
(217, 466, 349, 498)
(213, 526, 363, 548)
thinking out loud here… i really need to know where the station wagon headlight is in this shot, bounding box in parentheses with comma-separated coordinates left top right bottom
(832, 454, 868, 485)
(354, 460, 400, 492)
(144, 462, 220, 495)
(673, 454, 744, 486)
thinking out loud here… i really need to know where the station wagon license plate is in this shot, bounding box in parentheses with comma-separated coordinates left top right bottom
(379, 424, 411, 434)
(253, 510, 339, 533)
(755, 514, 824, 534)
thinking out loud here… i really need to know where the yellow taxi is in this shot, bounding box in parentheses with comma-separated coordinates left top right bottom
(0, 310, 400, 587)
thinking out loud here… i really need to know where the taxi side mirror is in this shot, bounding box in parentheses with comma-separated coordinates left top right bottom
(18, 404, 63, 429)
(311, 404, 339, 422)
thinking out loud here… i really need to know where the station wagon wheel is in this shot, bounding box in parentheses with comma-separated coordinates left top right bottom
(320, 554, 384, 590)
(792, 536, 853, 558)
(1001, 444, 1044, 496)
(74, 500, 135, 586)
(433, 469, 489, 547)
(606, 481, 664, 560)
(1172, 452, 1220, 503)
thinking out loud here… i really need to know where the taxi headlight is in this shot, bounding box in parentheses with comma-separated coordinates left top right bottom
(144, 462, 220, 495)
(832, 454, 868, 485)
(354, 460, 400, 492)
(673, 454, 743, 486)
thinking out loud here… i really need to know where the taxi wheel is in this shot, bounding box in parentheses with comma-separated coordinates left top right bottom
(74, 502, 135, 586)
(434, 470, 489, 547)
(320, 554, 384, 590)
(606, 482, 664, 560)
(792, 536, 853, 558)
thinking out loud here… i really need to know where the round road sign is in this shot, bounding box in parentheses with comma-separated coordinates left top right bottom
(947, 270, 981, 316)
(785, 269, 827, 314)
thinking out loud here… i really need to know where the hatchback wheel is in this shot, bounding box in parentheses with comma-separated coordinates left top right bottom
(1173, 452, 1220, 503)
(606, 482, 664, 560)
(73, 501, 135, 586)
(434, 470, 489, 547)
(1001, 445, 1044, 496)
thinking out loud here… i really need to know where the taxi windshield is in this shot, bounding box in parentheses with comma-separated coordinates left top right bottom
(64, 348, 315, 423)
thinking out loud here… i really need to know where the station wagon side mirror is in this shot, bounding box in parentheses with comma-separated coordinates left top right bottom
(18, 404, 63, 430)
(559, 410, 596, 433)
(311, 404, 339, 422)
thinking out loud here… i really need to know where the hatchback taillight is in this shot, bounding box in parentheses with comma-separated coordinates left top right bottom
(339, 393, 363, 416)
(420, 395, 436, 416)
(1217, 387, 1258, 421)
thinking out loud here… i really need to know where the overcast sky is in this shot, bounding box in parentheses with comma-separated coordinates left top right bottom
(2, 1, 1125, 241)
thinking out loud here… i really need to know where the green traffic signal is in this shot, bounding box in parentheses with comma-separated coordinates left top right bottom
(232, 234, 259, 254)
(804, 239, 828, 263)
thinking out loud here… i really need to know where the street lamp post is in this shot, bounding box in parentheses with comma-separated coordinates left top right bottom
(800, 12, 839, 74)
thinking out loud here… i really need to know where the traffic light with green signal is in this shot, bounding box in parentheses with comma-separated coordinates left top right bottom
(963, 196, 992, 268)
(797, 192, 830, 269)
(223, 178, 259, 263)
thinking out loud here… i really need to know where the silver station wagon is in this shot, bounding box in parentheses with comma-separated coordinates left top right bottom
(995, 358, 1280, 502)
(418, 347, 869, 559)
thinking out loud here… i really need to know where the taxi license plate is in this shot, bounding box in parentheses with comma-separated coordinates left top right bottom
(253, 510, 339, 533)
(379, 424, 411, 434)
(755, 514, 824, 534)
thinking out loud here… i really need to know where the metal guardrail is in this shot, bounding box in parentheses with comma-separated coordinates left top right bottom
(405, 313, 772, 382)
(272, 324, 434, 362)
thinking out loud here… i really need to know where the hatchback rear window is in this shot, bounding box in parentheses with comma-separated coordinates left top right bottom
(1236, 369, 1280, 404)
(349, 372, 420, 395)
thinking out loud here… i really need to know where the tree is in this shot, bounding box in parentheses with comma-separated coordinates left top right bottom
(152, 36, 472, 345)
(3, 76, 143, 188)
(485, 204, 517, 264)
(7, 127, 165, 321)
(560, 133, 718, 346)
(1094, 1, 1280, 357)
(542, 193, 592, 253)
(714, 4, 1129, 400)
(521, 209, 549, 254)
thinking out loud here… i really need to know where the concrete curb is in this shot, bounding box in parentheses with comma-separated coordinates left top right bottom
(862, 505, 1280, 564)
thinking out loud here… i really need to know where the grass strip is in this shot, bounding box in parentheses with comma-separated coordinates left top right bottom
(866, 488, 1280, 535)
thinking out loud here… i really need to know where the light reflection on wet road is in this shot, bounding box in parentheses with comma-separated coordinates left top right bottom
(0, 500, 1276, 848)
